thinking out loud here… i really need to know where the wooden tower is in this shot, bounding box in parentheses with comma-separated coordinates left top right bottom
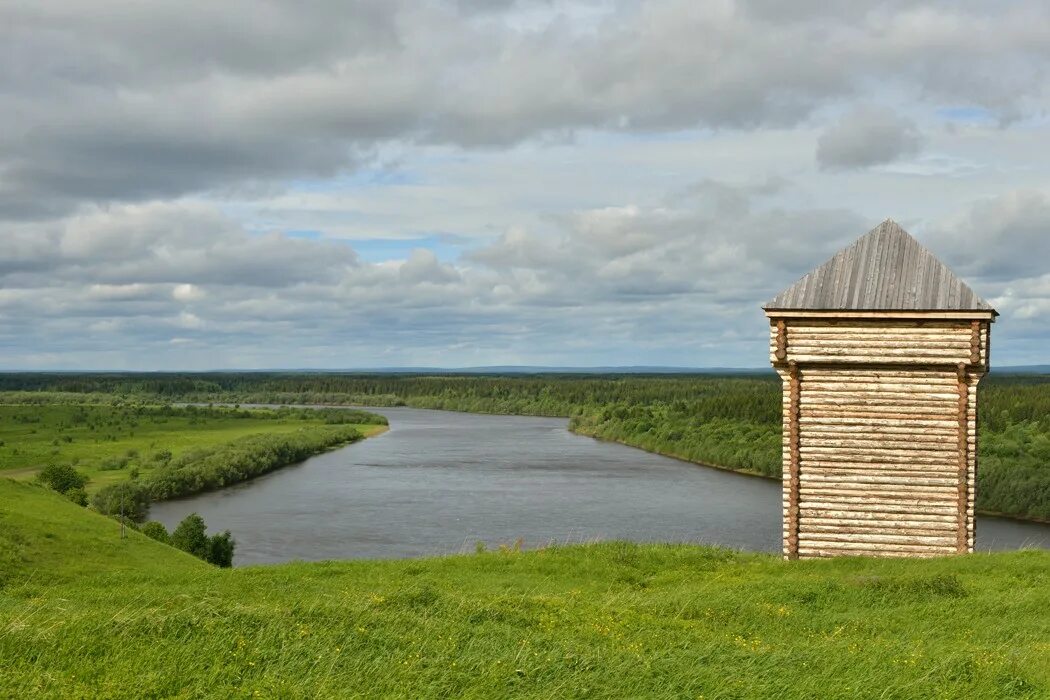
(764, 220, 996, 559)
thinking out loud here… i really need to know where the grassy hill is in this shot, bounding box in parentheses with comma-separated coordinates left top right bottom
(2, 479, 1049, 698)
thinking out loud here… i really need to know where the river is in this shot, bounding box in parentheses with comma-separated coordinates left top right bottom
(150, 406, 1050, 565)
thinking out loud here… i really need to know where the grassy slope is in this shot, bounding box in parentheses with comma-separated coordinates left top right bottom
(0, 404, 386, 493)
(2, 480, 1049, 699)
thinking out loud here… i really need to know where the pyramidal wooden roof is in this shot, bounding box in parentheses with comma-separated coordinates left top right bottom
(764, 219, 995, 313)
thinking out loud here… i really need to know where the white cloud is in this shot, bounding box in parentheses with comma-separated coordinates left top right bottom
(173, 284, 205, 302)
(1, 2, 1049, 368)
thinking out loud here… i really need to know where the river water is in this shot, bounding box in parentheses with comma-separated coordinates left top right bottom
(150, 407, 1050, 566)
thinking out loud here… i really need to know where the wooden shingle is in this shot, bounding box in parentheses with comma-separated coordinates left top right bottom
(764, 220, 995, 313)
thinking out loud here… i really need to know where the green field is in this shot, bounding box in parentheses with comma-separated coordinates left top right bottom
(1, 479, 1048, 698)
(0, 402, 387, 493)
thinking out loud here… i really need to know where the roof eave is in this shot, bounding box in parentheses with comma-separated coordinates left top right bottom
(763, 308, 998, 321)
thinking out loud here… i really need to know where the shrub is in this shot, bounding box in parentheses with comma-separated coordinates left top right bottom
(65, 487, 88, 507)
(207, 531, 235, 568)
(141, 521, 170, 545)
(92, 482, 151, 523)
(98, 456, 130, 471)
(171, 513, 235, 567)
(171, 514, 209, 559)
(37, 463, 88, 494)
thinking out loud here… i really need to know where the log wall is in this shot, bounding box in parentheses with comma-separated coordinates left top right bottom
(770, 319, 989, 559)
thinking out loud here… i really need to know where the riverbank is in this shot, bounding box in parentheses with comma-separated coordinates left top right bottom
(0, 400, 387, 508)
(2, 478, 1049, 698)
(4, 373, 1050, 522)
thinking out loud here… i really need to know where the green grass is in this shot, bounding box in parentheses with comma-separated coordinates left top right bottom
(0, 403, 386, 493)
(2, 480, 1049, 699)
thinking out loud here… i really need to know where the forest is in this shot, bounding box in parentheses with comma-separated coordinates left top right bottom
(2, 372, 1049, 520)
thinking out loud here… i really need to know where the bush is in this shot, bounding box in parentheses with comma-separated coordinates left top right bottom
(98, 456, 130, 471)
(208, 531, 235, 568)
(141, 521, 171, 544)
(65, 487, 88, 507)
(171, 514, 209, 559)
(92, 482, 151, 523)
(37, 463, 88, 494)
(171, 513, 235, 567)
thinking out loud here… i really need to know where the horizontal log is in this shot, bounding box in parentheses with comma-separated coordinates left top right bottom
(798, 500, 967, 516)
(801, 460, 956, 471)
(785, 347, 972, 358)
(797, 434, 962, 446)
(802, 473, 959, 487)
(800, 488, 957, 501)
(800, 517, 958, 530)
(800, 402, 955, 414)
(799, 446, 957, 459)
(797, 541, 957, 554)
(800, 454, 956, 466)
(784, 338, 973, 348)
(797, 548, 950, 559)
(801, 408, 956, 419)
(799, 394, 961, 405)
(799, 444, 957, 456)
(787, 355, 962, 365)
(797, 424, 957, 436)
(798, 508, 960, 522)
(796, 531, 956, 546)
(799, 417, 959, 428)
(800, 368, 963, 377)
(800, 382, 958, 392)
(803, 470, 959, 483)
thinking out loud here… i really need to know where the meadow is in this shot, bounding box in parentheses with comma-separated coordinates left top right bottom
(2, 478, 1048, 699)
(0, 400, 387, 495)
(2, 372, 1048, 520)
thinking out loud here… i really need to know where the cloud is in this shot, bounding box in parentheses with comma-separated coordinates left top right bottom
(1, 2, 1049, 369)
(3, 1, 1050, 216)
(924, 189, 1050, 281)
(816, 106, 924, 170)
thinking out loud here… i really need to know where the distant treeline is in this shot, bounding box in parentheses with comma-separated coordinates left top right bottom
(4, 372, 1050, 520)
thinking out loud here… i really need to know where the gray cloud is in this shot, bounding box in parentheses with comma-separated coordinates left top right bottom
(2, 2, 1049, 369)
(3, 1, 1050, 215)
(816, 106, 924, 170)
(925, 189, 1050, 281)
(2, 181, 1049, 369)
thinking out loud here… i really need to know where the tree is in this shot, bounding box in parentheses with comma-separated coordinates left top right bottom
(207, 531, 235, 568)
(92, 482, 151, 523)
(141, 521, 170, 544)
(171, 513, 209, 559)
(37, 463, 88, 495)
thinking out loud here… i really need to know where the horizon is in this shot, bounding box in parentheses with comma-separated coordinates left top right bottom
(3, 363, 1050, 375)
(4, 2, 1050, 370)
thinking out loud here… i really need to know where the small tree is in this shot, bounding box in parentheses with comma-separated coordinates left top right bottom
(92, 482, 151, 523)
(37, 463, 88, 495)
(171, 513, 209, 559)
(207, 531, 235, 568)
(141, 521, 171, 544)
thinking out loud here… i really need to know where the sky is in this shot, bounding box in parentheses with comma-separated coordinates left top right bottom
(3, 0, 1050, 370)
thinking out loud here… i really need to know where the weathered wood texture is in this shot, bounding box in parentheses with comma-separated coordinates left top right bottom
(772, 324, 988, 559)
(768, 320, 989, 366)
(764, 220, 995, 312)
